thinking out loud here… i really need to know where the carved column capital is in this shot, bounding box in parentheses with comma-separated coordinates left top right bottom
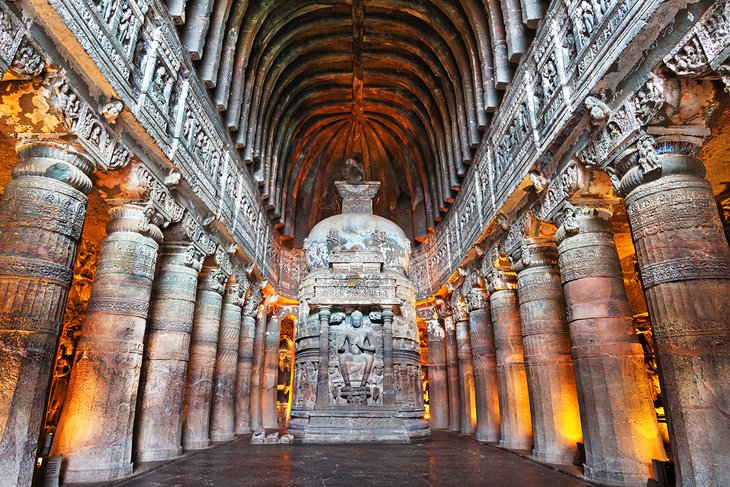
(199, 266, 229, 294)
(416, 303, 438, 321)
(15, 139, 95, 194)
(224, 283, 246, 307)
(465, 286, 489, 312)
(611, 135, 706, 196)
(243, 285, 263, 317)
(532, 160, 620, 225)
(512, 237, 559, 273)
(554, 205, 614, 245)
(106, 203, 164, 243)
(482, 246, 518, 293)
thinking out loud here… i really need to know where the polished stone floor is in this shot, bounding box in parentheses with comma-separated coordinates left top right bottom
(118, 431, 589, 487)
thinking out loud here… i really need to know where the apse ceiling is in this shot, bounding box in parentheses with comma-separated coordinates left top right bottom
(171, 0, 543, 244)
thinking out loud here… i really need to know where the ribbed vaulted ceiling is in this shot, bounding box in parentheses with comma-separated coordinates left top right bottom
(168, 0, 544, 244)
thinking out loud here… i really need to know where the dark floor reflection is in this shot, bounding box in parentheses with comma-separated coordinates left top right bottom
(119, 431, 588, 487)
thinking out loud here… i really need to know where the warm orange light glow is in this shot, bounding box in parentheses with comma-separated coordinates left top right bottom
(424, 413, 431, 421)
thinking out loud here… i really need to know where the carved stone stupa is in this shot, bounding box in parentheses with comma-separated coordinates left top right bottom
(290, 171, 430, 443)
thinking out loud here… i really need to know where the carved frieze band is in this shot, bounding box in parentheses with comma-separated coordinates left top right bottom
(640, 256, 730, 288)
(45, 0, 276, 284)
(408, 0, 688, 297)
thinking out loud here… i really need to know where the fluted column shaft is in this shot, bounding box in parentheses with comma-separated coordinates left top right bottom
(234, 309, 257, 434)
(210, 286, 243, 441)
(182, 266, 227, 450)
(468, 295, 500, 442)
(262, 309, 282, 429)
(490, 287, 532, 450)
(135, 241, 200, 462)
(426, 318, 449, 429)
(249, 310, 268, 429)
(622, 151, 730, 487)
(444, 313, 461, 432)
(456, 316, 476, 435)
(515, 238, 582, 464)
(0, 141, 93, 487)
(556, 212, 666, 485)
(52, 204, 161, 482)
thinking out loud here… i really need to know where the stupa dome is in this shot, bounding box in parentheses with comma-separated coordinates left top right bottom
(303, 181, 411, 273)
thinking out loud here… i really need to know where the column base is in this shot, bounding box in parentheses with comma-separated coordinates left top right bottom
(584, 464, 652, 486)
(183, 440, 210, 450)
(532, 449, 575, 465)
(499, 439, 531, 450)
(476, 432, 499, 443)
(62, 463, 133, 484)
(210, 433, 235, 443)
(235, 427, 252, 435)
(135, 447, 183, 463)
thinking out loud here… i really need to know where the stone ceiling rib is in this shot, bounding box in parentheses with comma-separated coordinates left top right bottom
(167, 0, 542, 244)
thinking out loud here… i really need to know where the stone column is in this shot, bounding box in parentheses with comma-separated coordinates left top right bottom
(618, 144, 730, 486)
(513, 238, 582, 464)
(467, 287, 500, 443)
(0, 141, 93, 486)
(210, 284, 244, 441)
(182, 265, 228, 450)
(488, 268, 532, 450)
(443, 311, 461, 432)
(234, 291, 260, 434)
(52, 203, 162, 482)
(556, 207, 666, 485)
(134, 239, 202, 462)
(425, 314, 449, 429)
(455, 303, 476, 435)
(382, 305, 397, 406)
(250, 309, 269, 428)
(261, 306, 282, 429)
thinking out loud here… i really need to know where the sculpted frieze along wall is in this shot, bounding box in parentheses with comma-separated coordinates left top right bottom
(0, 16, 134, 176)
(0, 2, 28, 76)
(38, 0, 275, 283)
(411, 0, 681, 297)
(663, 0, 730, 77)
(44, 73, 133, 171)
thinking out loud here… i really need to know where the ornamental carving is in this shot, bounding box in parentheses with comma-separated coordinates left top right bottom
(46, 74, 132, 171)
(664, 0, 730, 76)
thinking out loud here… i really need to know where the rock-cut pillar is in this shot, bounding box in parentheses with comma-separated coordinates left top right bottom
(0, 141, 93, 486)
(249, 309, 268, 430)
(467, 288, 500, 443)
(455, 314, 476, 435)
(135, 240, 201, 462)
(620, 147, 730, 486)
(210, 285, 243, 442)
(514, 238, 582, 464)
(443, 313, 461, 432)
(425, 317, 449, 429)
(489, 273, 532, 450)
(262, 309, 282, 429)
(556, 209, 666, 485)
(234, 302, 258, 434)
(182, 266, 227, 450)
(52, 203, 162, 482)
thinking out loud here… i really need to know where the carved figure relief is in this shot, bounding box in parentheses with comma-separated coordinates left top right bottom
(328, 309, 384, 406)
